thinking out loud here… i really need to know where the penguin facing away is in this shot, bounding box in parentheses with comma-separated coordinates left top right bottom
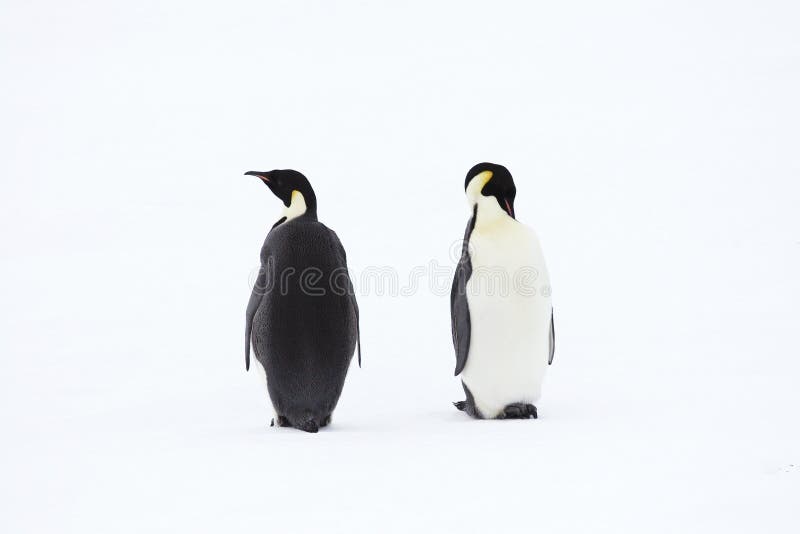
(244, 169, 361, 433)
(451, 163, 555, 419)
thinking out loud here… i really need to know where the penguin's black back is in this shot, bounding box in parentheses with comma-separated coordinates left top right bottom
(250, 217, 358, 430)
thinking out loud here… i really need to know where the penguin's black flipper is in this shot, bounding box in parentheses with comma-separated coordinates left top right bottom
(451, 207, 477, 376)
(548, 309, 555, 365)
(245, 222, 284, 372)
(333, 233, 361, 368)
(354, 295, 362, 367)
(245, 265, 267, 371)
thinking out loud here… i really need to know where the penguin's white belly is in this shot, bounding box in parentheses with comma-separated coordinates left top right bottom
(461, 221, 552, 418)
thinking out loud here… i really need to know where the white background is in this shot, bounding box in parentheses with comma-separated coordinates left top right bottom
(2, 1, 799, 532)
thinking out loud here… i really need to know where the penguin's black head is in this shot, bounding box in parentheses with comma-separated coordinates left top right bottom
(244, 169, 318, 217)
(464, 162, 516, 218)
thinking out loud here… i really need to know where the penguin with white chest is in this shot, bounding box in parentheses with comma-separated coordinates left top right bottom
(451, 163, 555, 419)
(244, 169, 361, 433)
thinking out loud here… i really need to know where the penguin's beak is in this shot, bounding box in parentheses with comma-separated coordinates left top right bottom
(244, 170, 271, 183)
(502, 197, 515, 219)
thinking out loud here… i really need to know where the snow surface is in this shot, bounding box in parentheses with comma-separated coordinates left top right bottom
(2, 1, 799, 532)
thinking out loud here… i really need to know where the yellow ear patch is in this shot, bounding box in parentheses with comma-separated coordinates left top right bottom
(466, 170, 494, 200)
(283, 189, 308, 220)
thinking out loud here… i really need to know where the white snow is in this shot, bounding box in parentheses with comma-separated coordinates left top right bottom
(1, 1, 799, 532)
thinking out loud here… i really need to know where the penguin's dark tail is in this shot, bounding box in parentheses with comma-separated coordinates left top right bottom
(453, 401, 467, 412)
(295, 419, 320, 433)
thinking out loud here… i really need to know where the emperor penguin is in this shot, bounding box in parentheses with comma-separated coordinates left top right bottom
(451, 163, 555, 419)
(244, 169, 361, 433)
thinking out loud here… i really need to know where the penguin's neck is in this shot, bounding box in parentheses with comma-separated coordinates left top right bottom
(283, 190, 317, 222)
(472, 195, 514, 231)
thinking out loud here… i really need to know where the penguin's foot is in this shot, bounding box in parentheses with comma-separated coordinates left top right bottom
(295, 419, 320, 433)
(453, 400, 483, 419)
(454, 383, 484, 419)
(271, 414, 325, 433)
(500, 403, 538, 419)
